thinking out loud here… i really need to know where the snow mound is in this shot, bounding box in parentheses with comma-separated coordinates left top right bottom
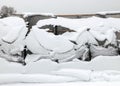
(2, 26, 25, 44)
(25, 26, 75, 61)
(76, 27, 117, 46)
(76, 30, 98, 45)
(0, 17, 28, 62)
(32, 26, 74, 53)
(0, 17, 26, 27)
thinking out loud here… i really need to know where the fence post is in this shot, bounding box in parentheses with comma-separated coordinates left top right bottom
(21, 45, 27, 60)
(54, 25, 58, 35)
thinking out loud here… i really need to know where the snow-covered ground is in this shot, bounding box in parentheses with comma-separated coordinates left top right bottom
(1, 82, 120, 86)
(0, 16, 120, 85)
(0, 55, 120, 84)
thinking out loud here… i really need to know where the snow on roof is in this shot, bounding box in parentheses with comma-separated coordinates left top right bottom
(97, 11, 120, 15)
(23, 12, 55, 18)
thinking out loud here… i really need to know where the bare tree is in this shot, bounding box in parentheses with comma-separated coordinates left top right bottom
(8, 7, 16, 16)
(0, 6, 8, 17)
(0, 6, 16, 18)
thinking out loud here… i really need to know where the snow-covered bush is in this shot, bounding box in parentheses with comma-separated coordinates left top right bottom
(76, 26, 119, 60)
(73, 44, 91, 61)
(25, 26, 76, 63)
(90, 44, 119, 58)
(0, 17, 28, 64)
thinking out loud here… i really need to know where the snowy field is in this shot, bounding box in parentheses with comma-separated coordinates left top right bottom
(0, 15, 120, 85)
(1, 82, 120, 86)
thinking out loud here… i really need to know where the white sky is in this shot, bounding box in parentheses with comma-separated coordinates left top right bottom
(0, 0, 120, 14)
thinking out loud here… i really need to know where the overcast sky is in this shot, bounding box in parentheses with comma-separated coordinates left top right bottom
(0, 0, 120, 14)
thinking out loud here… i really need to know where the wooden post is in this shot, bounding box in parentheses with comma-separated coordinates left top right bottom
(21, 45, 27, 60)
(54, 25, 58, 35)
